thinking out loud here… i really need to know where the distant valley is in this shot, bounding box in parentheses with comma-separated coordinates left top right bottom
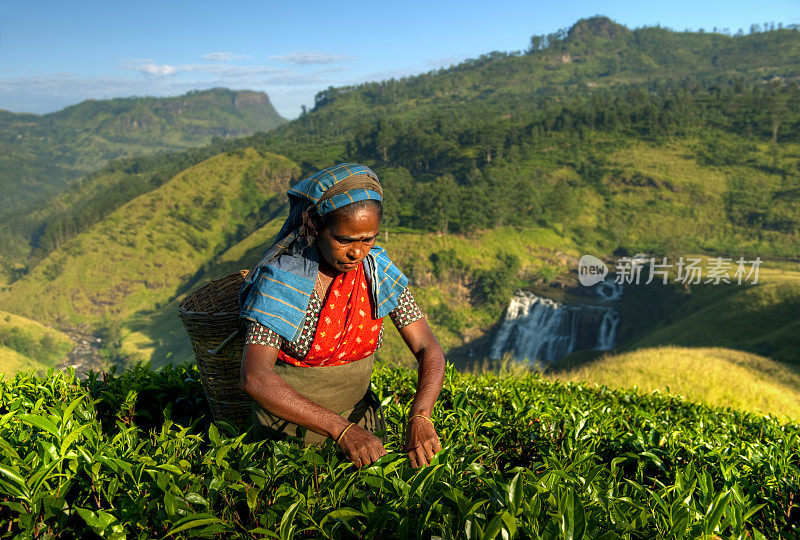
(0, 88, 286, 214)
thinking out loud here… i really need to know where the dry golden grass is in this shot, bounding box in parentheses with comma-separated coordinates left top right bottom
(548, 346, 800, 421)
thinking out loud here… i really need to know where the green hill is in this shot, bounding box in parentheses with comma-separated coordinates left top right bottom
(254, 17, 800, 168)
(0, 347, 45, 375)
(0, 139, 251, 285)
(0, 310, 73, 374)
(0, 149, 299, 333)
(0, 88, 286, 214)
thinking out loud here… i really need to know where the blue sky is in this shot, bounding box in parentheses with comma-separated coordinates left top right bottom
(1, 0, 797, 118)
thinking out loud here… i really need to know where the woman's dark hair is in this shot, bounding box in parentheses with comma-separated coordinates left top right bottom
(301, 199, 382, 240)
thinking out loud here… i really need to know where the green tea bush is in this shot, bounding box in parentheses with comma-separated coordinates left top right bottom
(0, 362, 797, 538)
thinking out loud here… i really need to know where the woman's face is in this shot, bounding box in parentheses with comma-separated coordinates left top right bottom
(316, 206, 381, 273)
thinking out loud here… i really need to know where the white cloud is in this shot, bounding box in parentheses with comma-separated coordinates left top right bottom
(0, 68, 331, 118)
(118, 59, 295, 80)
(142, 64, 178, 76)
(201, 52, 252, 62)
(270, 50, 352, 65)
(121, 59, 179, 77)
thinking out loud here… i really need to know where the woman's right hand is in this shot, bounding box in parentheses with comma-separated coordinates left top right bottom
(336, 423, 387, 468)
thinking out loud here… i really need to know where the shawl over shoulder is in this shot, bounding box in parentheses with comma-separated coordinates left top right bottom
(239, 245, 407, 341)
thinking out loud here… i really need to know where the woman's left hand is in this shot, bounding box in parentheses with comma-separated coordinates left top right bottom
(404, 415, 441, 468)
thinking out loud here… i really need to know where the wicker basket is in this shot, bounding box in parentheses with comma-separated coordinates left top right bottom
(178, 270, 251, 425)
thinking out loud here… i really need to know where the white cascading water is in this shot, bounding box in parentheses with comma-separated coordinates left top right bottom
(595, 309, 621, 351)
(490, 281, 622, 365)
(595, 280, 623, 302)
(489, 295, 577, 363)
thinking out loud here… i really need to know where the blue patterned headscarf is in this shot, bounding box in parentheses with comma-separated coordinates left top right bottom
(239, 163, 408, 341)
(269, 163, 383, 259)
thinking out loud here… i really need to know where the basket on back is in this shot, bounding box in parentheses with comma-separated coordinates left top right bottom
(178, 270, 250, 425)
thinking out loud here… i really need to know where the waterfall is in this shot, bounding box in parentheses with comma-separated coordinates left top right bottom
(490, 281, 622, 365)
(595, 309, 620, 351)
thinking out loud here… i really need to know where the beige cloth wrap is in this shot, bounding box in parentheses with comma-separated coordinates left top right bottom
(251, 355, 384, 446)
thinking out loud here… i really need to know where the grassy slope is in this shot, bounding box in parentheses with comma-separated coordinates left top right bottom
(0, 168, 145, 268)
(602, 138, 730, 251)
(0, 347, 48, 375)
(601, 137, 800, 257)
(547, 346, 800, 421)
(0, 310, 73, 374)
(617, 259, 800, 365)
(122, 214, 290, 367)
(0, 149, 299, 328)
(0, 141, 253, 286)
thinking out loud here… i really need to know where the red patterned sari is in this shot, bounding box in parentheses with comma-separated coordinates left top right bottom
(278, 264, 383, 367)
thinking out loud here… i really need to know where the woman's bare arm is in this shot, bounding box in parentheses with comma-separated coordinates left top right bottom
(240, 343, 387, 467)
(397, 318, 445, 467)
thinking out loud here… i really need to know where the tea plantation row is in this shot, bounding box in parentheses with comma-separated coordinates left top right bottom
(0, 362, 797, 538)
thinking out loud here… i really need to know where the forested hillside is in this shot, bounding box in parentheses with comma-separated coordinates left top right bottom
(0, 141, 246, 280)
(0, 88, 285, 214)
(1, 17, 799, 376)
(250, 17, 800, 258)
